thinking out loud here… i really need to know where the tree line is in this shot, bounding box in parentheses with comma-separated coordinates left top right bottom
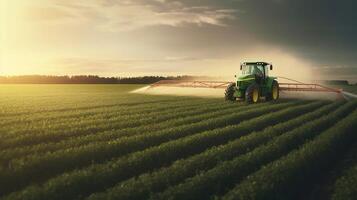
(0, 75, 352, 85)
(0, 75, 199, 84)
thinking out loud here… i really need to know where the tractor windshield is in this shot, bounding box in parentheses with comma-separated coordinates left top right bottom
(242, 64, 265, 76)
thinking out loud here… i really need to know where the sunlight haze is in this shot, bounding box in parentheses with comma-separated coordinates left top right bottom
(1, 0, 356, 82)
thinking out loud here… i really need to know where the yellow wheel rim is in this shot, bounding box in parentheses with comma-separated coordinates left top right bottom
(253, 88, 259, 103)
(272, 85, 278, 100)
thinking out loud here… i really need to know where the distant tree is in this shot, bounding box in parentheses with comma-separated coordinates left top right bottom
(323, 80, 350, 85)
(0, 75, 202, 84)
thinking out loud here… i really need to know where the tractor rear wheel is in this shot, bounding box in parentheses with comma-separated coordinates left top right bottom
(225, 83, 236, 102)
(246, 83, 260, 103)
(266, 80, 279, 101)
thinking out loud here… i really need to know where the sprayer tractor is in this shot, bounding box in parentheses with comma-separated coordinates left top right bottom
(225, 62, 279, 103)
(150, 61, 343, 101)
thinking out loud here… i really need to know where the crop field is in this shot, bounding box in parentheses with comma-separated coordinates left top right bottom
(0, 84, 357, 200)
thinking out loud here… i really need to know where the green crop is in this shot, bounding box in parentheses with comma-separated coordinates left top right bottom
(332, 165, 357, 200)
(222, 108, 357, 200)
(1, 84, 356, 200)
(153, 101, 356, 200)
(88, 101, 338, 200)
(0, 100, 300, 197)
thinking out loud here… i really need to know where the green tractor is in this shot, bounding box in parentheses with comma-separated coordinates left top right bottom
(225, 62, 279, 103)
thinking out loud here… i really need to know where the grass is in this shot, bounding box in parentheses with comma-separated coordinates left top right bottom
(0, 84, 356, 200)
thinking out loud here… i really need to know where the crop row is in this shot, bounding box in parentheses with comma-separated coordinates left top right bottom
(1, 104, 224, 149)
(0, 86, 151, 116)
(0, 100, 258, 162)
(329, 144, 357, 200)
(332, 164, 357, 200)
(0, 96, 198, 123)
(1, 88, 190, 112)
(151, 101, 356, 200)
(87, 101, 340, 200)
(222, 107, 357, 200)
(0, 97, 219, 130)
(0, 101, 299, 196)
(1, 101, 316, 199)
(0, 99, 238, 149)
(0, 98, 223, 140)
(0, 99, 262, 155)
(1, 94, 185, 118)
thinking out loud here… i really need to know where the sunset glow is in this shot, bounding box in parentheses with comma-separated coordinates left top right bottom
(0, 0, 356, 82)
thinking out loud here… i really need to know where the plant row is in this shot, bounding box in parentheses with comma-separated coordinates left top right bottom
(1, 101, 311, 199)
(1, 95, 186, 118)
(151, 101, 356, 200)
(0, 96, 200, 126)
(332, 164, 357, 200)
(222, 105, 357, 200)
(0, 98, 222, 140)
(0, 100, 252, 163)
(0, 100, 235, 150)
(0, 101, 298, 196)
(330, 144, 357, 200)
(0, 97, 219, 134)
(0, 99, 258, 160)
(87, 101, 338, 200)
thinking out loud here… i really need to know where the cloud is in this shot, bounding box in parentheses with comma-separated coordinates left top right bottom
(9, 0, 357, 82)
(47, 0, 236, 31)
(26, 6, 75, 22)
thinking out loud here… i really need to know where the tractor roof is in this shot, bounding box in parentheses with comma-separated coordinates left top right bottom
(243, 62, 270, 66)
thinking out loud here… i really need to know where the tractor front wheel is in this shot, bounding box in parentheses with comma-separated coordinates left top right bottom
(246, 83, 260, 103)
(266, 80, 279, 101)
(225, 83, 236, 102)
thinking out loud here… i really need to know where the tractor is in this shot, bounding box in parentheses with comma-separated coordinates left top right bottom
(149, 61, 343, 101)
(225, 62, 279, 103)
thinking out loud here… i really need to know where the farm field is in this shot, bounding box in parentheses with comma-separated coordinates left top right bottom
(0, 84, 357, 200)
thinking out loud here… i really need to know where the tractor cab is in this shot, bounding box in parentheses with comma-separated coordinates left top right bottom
(226, 61, 279, 103)
(239, 62, 273, 81)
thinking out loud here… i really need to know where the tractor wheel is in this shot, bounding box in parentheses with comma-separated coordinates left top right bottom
(225, 83, 236, 102)
(266, 80, 279, 101)
(246, 83, 260, 104)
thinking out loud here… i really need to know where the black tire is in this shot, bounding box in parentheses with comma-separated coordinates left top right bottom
(225, 83, 236, 101)
(245, 83, 260, 104)
(266, 80, 279, 101)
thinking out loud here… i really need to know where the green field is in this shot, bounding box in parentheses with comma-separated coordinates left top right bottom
(1, 84, 357, 200)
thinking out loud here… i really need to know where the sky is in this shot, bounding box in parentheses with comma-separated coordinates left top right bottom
(0, 0, 356, 82)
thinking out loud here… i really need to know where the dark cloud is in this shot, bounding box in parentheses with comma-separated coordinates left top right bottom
(236, 0, 357, 66)
(147, 0, 357, 80)
(50, 0, 357, 81)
